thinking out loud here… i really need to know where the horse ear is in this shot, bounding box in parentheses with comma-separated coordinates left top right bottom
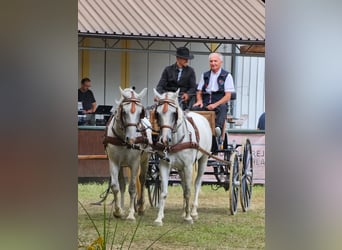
(137, 88, 147, 100)
(119, 87, 131, 99)
(175, 88, 180, 97)
(119, 87, 127, 99)
(153, 88, 162, 99)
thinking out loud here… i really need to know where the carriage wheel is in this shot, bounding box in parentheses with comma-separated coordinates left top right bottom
(240, 138, 253, 212)
(146, 153, 161, 208)
(229, 152, 240, 215)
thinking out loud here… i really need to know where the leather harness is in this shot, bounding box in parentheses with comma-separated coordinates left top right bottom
(103, 100, 229, 164)
(103, 109, 149, 149)
(151, 116, 200, 153)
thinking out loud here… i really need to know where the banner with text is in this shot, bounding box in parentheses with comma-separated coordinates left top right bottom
(229, 133, 265, 184)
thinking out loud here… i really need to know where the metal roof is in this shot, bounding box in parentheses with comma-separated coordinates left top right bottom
(78, 0, 265, 44)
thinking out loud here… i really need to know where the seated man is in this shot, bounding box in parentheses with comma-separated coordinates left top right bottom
(156, 47, 197, 110)
(192, 52, 235, 138)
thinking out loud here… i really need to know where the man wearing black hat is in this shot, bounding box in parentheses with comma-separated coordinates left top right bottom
(156, 47, 196, 110)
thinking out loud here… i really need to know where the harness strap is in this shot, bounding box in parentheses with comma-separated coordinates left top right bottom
(186, 116, 199, 142)
(197, 147, 230, 165)
(151, 113, 230, 164)
(103, 135, 126, 146)
(103, 114, 149, 147)
(169, 142, 199, 152)
(103, 135, 149, 147)
(151, 141, 229, 164)
(151, 141, 198, 153)
(151, 115, 201, 153)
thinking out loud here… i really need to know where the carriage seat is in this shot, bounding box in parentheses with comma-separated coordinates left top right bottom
(191, 111, 215, 135)
(193, 111, 226, 153)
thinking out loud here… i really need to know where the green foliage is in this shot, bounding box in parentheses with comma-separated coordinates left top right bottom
(78, 183, 178, 249)
(78, 183, 265, 249)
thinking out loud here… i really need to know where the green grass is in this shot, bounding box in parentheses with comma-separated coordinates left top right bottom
(78, 182, 265, 249)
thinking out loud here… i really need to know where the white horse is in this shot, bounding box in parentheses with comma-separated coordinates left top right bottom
(152, 88, 212, 226)
(104, 87, 152, 220)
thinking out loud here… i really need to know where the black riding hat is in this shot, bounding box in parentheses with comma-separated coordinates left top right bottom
(175, 47, 194, 60)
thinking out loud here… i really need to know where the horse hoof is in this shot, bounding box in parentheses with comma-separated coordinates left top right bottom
(184, 218, 193, 224)
(126, 216, 136, 221)
(191, 214, 199, 220)
(154, 220, 163, 226)
(113, 212, 125, 219)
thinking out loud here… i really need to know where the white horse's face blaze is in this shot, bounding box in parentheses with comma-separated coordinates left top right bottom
(155, 96, 179, 145)
(156, 104, 177, 126)
(115, 87, 147, 145)
(121, 101, 144, 144)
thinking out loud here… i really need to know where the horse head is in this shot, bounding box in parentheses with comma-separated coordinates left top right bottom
(117, 87, 147, 145)
(153, 88, 183, 146)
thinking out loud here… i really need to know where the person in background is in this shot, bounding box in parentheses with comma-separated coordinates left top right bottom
(156, 47, 197, 110)
(78, 77, 96, 114)
(257, 112, 266, 130)
(192, 52, 235, 138)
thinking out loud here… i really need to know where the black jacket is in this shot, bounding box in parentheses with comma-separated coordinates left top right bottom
(156, 63, 196, 96)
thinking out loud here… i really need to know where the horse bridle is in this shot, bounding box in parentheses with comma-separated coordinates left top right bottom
(154, 97, 179, 133)
(106, 96, 149, 149)
(118, 98, 146, 130)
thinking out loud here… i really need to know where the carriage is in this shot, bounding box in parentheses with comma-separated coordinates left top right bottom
(95, 87, 253, 225)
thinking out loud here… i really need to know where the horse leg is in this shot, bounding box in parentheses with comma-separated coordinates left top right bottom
(177, 169, 187, 218)
(182, 166, 193, 224)
(119, 167, 126, 210)
(154, 163, 169, 226)
(126, 166, 138, 221)
(191, 156, 207, 220)
(109, 163, 125, 219)
(137, 153, 149, 215)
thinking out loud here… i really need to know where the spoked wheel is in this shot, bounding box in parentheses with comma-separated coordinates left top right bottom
(229, 151, 240, 215)
(146, 153, 161, 208)
(240, 138, 253, 212)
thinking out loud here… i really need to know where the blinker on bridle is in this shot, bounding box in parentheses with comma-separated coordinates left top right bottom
(155, 95, 179, 132)
(119, 91, 145, 129)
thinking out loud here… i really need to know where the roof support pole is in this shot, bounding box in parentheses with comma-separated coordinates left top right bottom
(230, 44, 237, 127)
(104, 47, 107, 104)
(120, 40, 130, 88)
(81, 38, 90, 78)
